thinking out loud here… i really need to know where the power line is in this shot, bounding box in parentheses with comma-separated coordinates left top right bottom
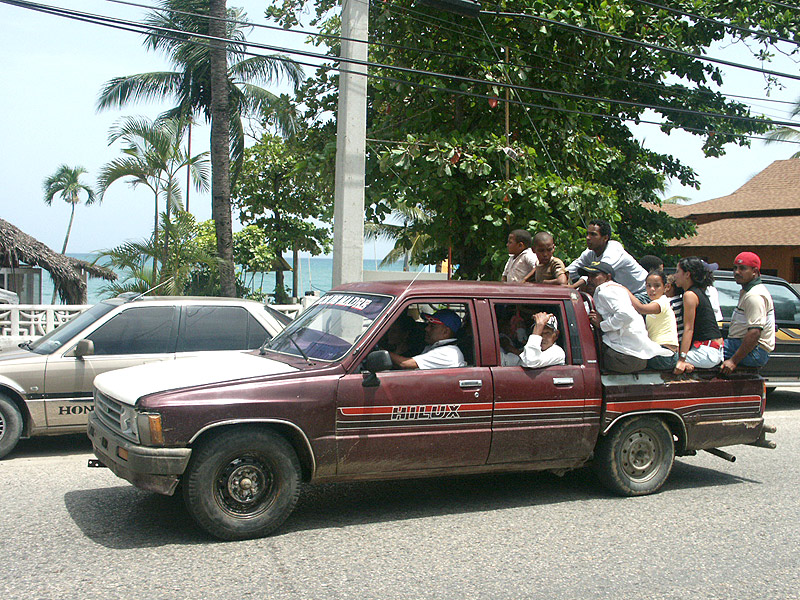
(628, 0, 800, 48)
(480, 5, 800, 83)
(11, 0, 797, 129)
(4, 0, 800, 146)
(108, 0, 800, 118)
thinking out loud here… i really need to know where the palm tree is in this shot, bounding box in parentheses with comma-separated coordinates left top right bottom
(97, 115, 210, 277)
(43, 165, 98, 256)
(98, 211, 216, 296)
(365, 201, 434, 270)
(96, 0, 304, 296)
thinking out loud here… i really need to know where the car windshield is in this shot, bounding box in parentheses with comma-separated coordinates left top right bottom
(27, 302, 117, 355)
(262, 292, 392, 361)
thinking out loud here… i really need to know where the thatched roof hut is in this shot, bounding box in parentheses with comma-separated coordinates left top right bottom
(0, 218, 116, 304)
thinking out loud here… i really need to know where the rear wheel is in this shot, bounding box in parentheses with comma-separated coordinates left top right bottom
(594, 416, 674, 496)
(182, 428, 301, 540)
(0, 394, 23, 460)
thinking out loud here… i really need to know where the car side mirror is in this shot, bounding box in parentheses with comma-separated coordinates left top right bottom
(74, 339, 95, 359)
(362, 350, 393, 387)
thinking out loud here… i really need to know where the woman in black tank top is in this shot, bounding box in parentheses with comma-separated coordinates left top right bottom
(673, 257, 723, 374)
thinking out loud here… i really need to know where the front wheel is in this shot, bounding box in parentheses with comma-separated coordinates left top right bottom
(0, 394, 24, 460)
(183, 428, 301, 540)
(594, 416, 674, 496)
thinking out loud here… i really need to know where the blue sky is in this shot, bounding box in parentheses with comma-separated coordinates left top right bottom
(1, 0, 798, 256)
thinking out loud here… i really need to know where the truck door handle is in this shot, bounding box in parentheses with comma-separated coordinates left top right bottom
(553, 377, 574, 386)
(459, 379, 483, 389)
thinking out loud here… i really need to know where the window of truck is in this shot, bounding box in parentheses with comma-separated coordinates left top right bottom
(491, 301, 569, 365)
(263, 293, 392, 361)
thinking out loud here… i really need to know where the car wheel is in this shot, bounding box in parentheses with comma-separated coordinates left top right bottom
(0, 394, 24, 460)
(594, 416, 674, 496)
(183, 427, 301, 540)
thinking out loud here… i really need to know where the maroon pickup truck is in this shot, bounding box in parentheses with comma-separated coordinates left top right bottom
(88, 281, 775, 540)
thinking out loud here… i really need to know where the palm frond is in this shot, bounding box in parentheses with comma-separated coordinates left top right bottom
(96, 72, 184, 112)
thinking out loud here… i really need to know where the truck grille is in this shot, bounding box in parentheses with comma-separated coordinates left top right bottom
(94, 390, 139, 443)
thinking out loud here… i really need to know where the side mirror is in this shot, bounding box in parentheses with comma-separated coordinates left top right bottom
(74, 339, 95, 359)
(362, 350, 393, 387)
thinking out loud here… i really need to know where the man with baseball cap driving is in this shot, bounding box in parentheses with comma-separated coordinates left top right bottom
(720, 252, 775, 374)
(390, 308, 467, 369)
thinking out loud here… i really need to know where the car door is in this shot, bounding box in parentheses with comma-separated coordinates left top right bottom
(42, 305, 178, 427)
(335, 300, 493, 475)
(487, 299, 594, 464)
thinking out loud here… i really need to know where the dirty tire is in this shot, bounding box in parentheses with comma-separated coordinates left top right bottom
(594, 415, 674, 496)
(183, 428, 301, 541)
(0, 394, 23, 460)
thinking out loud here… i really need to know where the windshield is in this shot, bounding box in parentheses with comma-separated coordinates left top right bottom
(263, 292, 392, 361)
(28, 302, 117, 355)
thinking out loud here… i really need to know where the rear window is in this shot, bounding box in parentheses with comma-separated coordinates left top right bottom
(178, 305, 267, 352)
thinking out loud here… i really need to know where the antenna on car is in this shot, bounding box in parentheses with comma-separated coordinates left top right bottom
(120, 277, 176, 302)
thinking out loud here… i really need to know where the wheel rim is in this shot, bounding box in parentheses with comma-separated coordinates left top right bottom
(0, 410, 5, 441)
(214, 455, 276, 519)
(620, 428, 663, 483)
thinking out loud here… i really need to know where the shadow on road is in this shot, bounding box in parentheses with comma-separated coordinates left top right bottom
(766, 388, 800, 411)
(65, 458, 758, 547)
(12, 433, 92, 459)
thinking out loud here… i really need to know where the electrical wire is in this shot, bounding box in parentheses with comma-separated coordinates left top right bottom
(106, 0, 800, 117)
(628, 0, 800, 47)
(479, 5, 800, 83)
(4, 0, 800, 145)
(10, 0, 797, 129)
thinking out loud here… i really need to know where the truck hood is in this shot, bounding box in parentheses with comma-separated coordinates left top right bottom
(94, 353, 299, 406)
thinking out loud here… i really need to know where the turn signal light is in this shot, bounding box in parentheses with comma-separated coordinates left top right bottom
(148, 414, 164, 446)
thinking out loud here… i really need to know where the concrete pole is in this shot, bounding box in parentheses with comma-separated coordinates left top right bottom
(331, 0, 368, 286)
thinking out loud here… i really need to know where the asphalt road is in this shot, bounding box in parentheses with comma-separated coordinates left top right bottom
(2, 391, 799, 600)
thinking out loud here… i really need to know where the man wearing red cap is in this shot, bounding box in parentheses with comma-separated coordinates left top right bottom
(720, 252, 775, 374)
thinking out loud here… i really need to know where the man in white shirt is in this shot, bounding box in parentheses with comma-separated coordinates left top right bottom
(568, 220, 648, 300)
(502, 229, 538, 283)
(501, 312, 566, 368)
(583, 261, 672, 373)
(390, 309, 466, 369)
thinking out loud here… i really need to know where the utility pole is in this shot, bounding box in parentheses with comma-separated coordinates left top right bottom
(331, 0, 368, 286)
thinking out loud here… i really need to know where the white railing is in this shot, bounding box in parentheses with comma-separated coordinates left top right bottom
(0, 305, 91, 338)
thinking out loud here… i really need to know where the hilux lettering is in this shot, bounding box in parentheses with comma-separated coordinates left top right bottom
(391, 404, 460, 420)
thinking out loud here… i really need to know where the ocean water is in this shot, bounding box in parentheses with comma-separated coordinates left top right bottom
(42, 254, 432, 305)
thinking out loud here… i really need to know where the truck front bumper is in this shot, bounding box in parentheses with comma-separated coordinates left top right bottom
(88, 412, 191, 496)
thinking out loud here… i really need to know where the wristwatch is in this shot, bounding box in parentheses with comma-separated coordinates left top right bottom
(679, 352, 688, 359)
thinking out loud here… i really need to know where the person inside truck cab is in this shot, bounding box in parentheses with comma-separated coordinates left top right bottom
(583, 260, 673, 373)
(501, 311, 566, 368)
(389, 309, 467, 370)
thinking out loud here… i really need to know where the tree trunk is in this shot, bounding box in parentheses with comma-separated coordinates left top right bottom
(292, 244, 300, 300)
(153, 190, 159, 281)
(52, 202, 77, 303)
(209, 0, 236, 297)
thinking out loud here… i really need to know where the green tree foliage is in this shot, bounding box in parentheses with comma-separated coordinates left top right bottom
(96, 0, 305, 296)
(233, 133, 333, 302)
(270, 0, 795, 277)
(97, 115, 209, 278)
(98, 211, 216, 296)
(42, 165, 98, 255)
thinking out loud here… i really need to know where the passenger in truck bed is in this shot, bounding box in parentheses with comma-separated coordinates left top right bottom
(583, 260, 673, 373)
